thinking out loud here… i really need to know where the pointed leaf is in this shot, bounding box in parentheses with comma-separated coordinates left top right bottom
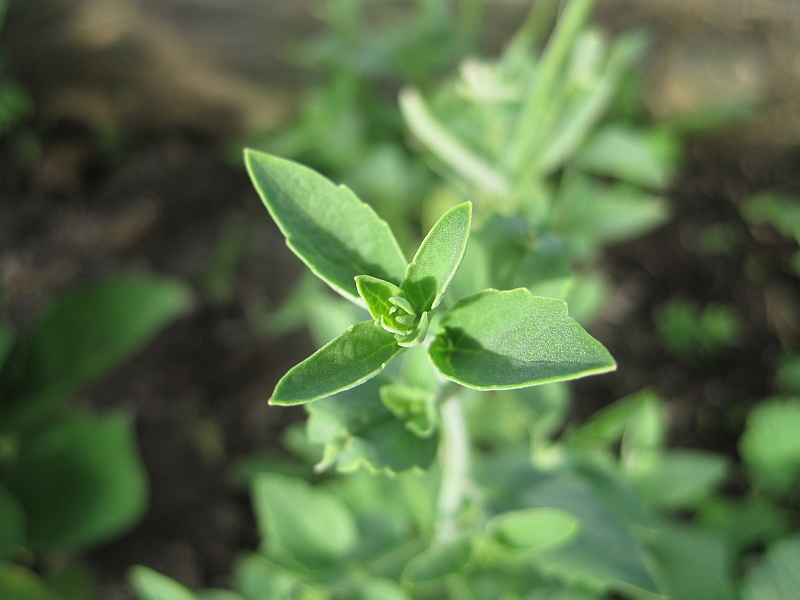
(271, 321, 403, 405)
(429, 289, 615, 390)
(355, 275, 403, 325)
(244, 150, 407, 305)
(402, 202, 472, 313)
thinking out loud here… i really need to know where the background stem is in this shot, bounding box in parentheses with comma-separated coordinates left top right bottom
(436, 390, 470, 541)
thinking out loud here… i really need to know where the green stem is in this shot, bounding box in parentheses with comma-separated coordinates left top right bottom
(436, 388, 470, 541)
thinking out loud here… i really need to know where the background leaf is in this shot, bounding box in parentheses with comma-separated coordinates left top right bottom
(492, 508, 579, 551)
(645, 526, 737, 600)
(129, 566, 197, 600)
(742, 535, 800, 600)
(739, 397, 800, 493)
(245, 150, 407, 304)
(251, 473, 359, 568)
(402, 536, 471, 583)
(0, 275, 190, 429)
(3, 411, 148, 551)
(429, 289, 615, 390)
(0, 561, 63, 600)
(271, 321, 403, 405)
(0, 485, 24, 558)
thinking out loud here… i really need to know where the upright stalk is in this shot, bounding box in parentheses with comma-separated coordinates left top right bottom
(436, 388, 470, 541)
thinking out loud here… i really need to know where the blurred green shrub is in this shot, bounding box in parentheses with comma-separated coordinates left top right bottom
(654, 299, 742, 360)
(0, 275, 191, 598)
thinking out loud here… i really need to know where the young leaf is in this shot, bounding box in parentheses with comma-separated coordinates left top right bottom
(251, 473, 358, 567)
(306, 377, 438, 473)
(270, 321, 404, 405)
(402, 202, 472, 313)
(355, 276, 403, 323)
(244, 150, 407, 305)
(379, 384, 437, 438)
(429, 289, 615, 390)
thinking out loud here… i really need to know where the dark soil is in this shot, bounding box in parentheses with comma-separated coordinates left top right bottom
(2, 126, 799, 598)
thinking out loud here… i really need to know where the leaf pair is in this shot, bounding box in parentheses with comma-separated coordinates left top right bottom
(245, 150, 615, 405)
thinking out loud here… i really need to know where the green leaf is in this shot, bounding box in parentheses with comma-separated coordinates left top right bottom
(379, 384, 436, 438)
(0, 323, 13, 371)
(573, 125, 677, 191)
(360, 578, 412, 600)
(0, 275, 190, 429)
(233, 553, 305, 600)
(306, 377, 437, 473)
(567, 390, 652, 450)
(492, 508, 579, 551)
(739, 397, 800, 493)
(270, 321, 404, 405)
(45, 561, 99, 600)
(633, 450, 729, 509)
(520, 473, 659, 595)
(198, 591, 244, 600)
(429, 289, 615, 390)
(0, 561, 63, 600)
(244, 150, 407, 304)
(0, 485, 24, 559)
(699, 496, 789, 556)
(776, 354, 800, 394)
(4, 411, 147, 551)
(251, 473, 358, 568)
(645, 526, 737, 600)
(402, 202, 472, 313)
(402, 536, 471, 583)
(548, 175, 669, 259)
(742, 535, 800, 600)
(129, 566, 197, 600)
(355, 276, 403, 323)
(740, 191, 800, 244)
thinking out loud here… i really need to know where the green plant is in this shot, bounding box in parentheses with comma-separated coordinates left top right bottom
(245, 150, 614, 405)
(740, 191, 800, 277)
(0, 275, 191, 599)
(653, 299, 742, 360)
(129, 384, 800, 600)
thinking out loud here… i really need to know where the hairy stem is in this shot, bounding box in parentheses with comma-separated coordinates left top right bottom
(436, 389, 470, 541)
